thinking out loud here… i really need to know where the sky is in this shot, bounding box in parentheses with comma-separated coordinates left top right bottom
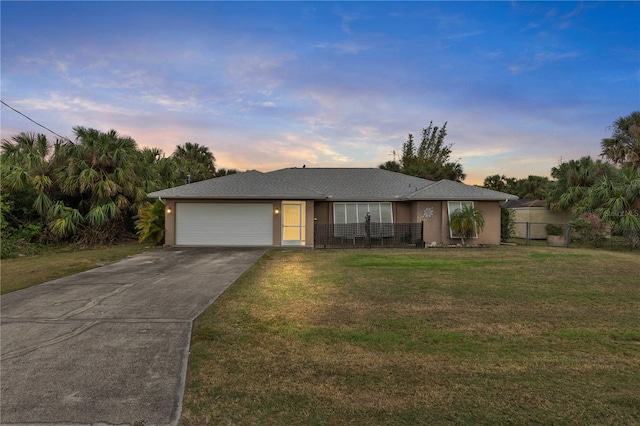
(1, 1, 639, 185)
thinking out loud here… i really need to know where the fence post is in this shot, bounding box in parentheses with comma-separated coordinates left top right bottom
(564, 223, 571, 248)
(365, 212, 371, 248)
(526, 222, 531, 246)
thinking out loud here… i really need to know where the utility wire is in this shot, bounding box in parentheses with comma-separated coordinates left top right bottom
(1, 100, 72, 142)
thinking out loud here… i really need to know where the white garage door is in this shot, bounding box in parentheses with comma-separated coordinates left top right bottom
(176, 203, 273, 246)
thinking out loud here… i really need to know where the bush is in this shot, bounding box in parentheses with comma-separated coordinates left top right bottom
(571, 213, 608, 248)
(500, 208, 515, 242)
(545, 223, 564, 236)
(449, 205, 485, 245)
(622, 230, 639, 250)
(135, 200, 166, 246)
(0, 222, 45, 258)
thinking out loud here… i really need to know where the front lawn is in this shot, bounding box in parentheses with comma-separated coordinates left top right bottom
(181, 246, 640, 425)
(0, 242, 153, 294)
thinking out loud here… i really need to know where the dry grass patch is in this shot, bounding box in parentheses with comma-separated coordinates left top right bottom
(181, 246, 640, 425)
(0, 242, 152, 294)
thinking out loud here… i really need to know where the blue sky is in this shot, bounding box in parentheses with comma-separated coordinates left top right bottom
(2, 1, 638, 184)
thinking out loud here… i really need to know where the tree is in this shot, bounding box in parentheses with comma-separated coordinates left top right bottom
(380, 121, 465, 181)
(172, 142, 216, 183)
(378, 160, 401, 172)
(600, 111, 640, 168)
(547, 156, 616, 213)
(0, 132, 69, 243)
(577, 165, 640, 249)
(1, 132, 64, 218)
(215, 168, 239, 177)
(483, 174, 507, 192)
(53, 126, 143, 243)
(449, 204, 485, 246)
(1, 127, 230, 253)
(483, 174, 550, 199)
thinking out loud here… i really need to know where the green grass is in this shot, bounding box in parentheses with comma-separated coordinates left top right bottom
(181, 246, 640, 425)
(0, 242, 153, 294)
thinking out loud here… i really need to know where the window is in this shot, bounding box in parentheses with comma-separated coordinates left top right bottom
(333, 202, 394, 238)
(448, 201, 478, 239)
(333, 202, 393, 224)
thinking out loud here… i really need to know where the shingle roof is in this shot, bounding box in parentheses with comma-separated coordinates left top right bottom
(148, 167, 518, 201)
(148, 170, 326, 199)
(501, 199, 547, 208)
(266, 168, 435, 201)
(405, 179, 518, 201)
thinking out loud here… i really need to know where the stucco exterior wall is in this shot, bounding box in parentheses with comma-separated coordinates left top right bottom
(304, 200, 315, 247)
(164, 199, 176, 246)
(414, 200, 502, 245)
(314, 201, 331, 224)
(394, 202, 412, 223)
(475, 201, 501, 245)
(416, 201, 442, 244)
(164, 198, 504, 247)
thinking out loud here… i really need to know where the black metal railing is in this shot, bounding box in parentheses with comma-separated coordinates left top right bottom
(314, 222, 424, 248)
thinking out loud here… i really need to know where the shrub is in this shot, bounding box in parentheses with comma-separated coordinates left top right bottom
(0, 222, 45, 259)
(545, 223, 564, 236)
(135, 200, 165, 246)
(571, 213, 608, 248)
(450, 205, 485, 245)
(500, 208, 515, 242)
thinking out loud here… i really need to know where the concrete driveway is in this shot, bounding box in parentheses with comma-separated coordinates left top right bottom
(1, 247, 267, 425)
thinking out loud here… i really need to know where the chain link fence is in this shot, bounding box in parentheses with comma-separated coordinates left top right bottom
(511, 222, 639, 250)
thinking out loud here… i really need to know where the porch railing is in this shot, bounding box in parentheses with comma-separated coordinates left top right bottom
(314, 222, 424, 248)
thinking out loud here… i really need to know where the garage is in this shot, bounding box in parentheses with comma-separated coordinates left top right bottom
(175, 203, 273, 246)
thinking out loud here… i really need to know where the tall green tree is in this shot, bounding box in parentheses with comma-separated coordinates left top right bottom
(0, 132, 67, 229)
(172, 142, 216, 183)
(483, 175, 550, 199)
(578, 165, 640, 248)
(547, 156, 616, 212)
(600, 111, 640, 168)
(483, 174, 508, 192)
(54, 126, 143, 242)
(1, 128, 229, 250)
(380, 121, 465, 181)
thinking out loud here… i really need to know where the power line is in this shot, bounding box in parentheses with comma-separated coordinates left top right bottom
(1, 100, 72, 142)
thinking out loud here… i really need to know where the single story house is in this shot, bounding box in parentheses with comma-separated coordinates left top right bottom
(502, 199, 573, 239)
(148, 167, 518, 247)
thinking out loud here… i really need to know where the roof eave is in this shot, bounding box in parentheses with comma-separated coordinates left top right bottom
(147, 194, 327, 200)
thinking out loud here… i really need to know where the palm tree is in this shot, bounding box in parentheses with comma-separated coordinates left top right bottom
(601, 111, 640, 168)
(579, 165, 640, 248)
(172, 142, 216, 183)
(483, 174, 507, 192)
(0, 132, 66, 220)
(449, 204, 485, 245)
(547, 156, 616, 213)
(136, 147, 183, 193)
(54, 126, 142, 242)
(442, 160, 466, 182)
